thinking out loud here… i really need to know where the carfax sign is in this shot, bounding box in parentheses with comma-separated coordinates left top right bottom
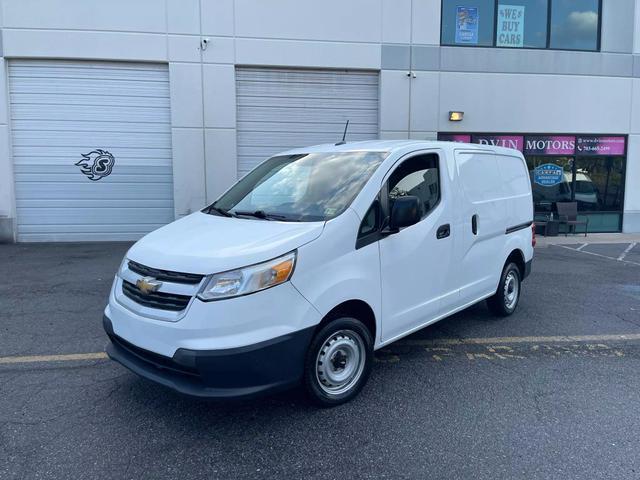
(497, 4, 525, 47)
(533, 164, 564, 187)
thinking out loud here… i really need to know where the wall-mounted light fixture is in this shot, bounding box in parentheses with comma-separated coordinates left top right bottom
(448, 111, 464, 122)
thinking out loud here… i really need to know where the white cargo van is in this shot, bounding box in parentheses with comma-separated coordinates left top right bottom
(104, 140, 534, 406)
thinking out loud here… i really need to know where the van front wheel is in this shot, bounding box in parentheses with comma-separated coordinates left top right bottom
(303, 317, 373, 407)
(487, 262, 521, 316)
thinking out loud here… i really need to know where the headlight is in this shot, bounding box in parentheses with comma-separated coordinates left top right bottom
(197, 251, 296, 301)
(117, 257, 128, 277)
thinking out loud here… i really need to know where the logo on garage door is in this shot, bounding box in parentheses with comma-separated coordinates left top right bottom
(76, 149, 115, 181)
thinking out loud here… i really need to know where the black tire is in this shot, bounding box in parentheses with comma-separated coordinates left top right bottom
(486, 262, 522, 317)
(303, 317, 373, 407)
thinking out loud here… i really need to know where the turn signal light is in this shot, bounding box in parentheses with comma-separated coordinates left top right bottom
(531, 223, 537, 248)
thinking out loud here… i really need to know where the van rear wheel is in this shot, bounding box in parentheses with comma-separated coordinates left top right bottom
(487, 262, 521, 317)
(303, 317, 373, 407)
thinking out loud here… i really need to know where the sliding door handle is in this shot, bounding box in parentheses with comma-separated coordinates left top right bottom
(472, 214, 478, 235)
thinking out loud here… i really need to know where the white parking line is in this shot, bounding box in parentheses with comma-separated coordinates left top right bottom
(618, 242, 637, 261)
(576, 243, 588, 251)
(554, 244, 640, 266)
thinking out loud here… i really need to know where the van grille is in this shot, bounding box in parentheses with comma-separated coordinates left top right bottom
(128, 260, 204, 285)
(122, 280, 192, 311)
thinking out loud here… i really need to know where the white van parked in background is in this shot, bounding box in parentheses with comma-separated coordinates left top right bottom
(104, 140, 534, 406)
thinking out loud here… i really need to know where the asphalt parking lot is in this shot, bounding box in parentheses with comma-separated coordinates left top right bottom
(1, 240, 640, 479)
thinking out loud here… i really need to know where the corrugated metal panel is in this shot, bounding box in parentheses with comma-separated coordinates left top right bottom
(236, 67, 379, 176)
(9, 60, 174, 242)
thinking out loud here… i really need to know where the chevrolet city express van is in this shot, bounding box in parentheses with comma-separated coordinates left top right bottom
(104, 140, 534, 406)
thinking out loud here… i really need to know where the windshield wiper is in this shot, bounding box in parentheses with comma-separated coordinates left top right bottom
(232, 210, 292, 221)
(206, 205, 235, 217)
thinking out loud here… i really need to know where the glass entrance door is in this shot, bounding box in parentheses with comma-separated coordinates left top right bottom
(573, 156, 625, 231)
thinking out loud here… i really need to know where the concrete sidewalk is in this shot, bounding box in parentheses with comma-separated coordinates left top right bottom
(536, 232, 640, 247)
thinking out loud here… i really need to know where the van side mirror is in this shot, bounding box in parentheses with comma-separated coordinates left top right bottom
(386, 196, 423, 232)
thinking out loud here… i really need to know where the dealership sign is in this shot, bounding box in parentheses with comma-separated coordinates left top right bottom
(533, 164, 564, 187)
(524, 136, 575, 155)
(576, 136, 626, 155)
(472, 135, 524, 151)
(438, 133, 626, 157)
(437, 134, 472, 143)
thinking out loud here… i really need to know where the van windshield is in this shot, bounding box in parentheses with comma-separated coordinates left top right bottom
(206, 151, 388, 222)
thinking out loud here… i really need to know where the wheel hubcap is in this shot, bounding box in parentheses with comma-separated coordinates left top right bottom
(504, 271, 519, 310)
(316, 329, 366, 396)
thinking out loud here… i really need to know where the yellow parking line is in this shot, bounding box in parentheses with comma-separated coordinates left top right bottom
(396, 333, 640, 347)
(2, 333, 640, 366)
(0, 352, 108, 365)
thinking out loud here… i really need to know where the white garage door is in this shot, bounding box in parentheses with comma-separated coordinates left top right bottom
(236, 67, 379, 177)
(9, 60, 174, 242)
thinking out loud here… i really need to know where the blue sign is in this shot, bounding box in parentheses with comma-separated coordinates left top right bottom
(534, 164, 564, 187)
(455, 6, 479, 44)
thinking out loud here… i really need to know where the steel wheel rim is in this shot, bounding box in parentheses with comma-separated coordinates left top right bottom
(504, 271, 519, 310)
(315, 329, 366, 396)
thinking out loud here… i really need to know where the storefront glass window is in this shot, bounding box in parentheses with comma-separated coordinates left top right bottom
(550, 0, 600, 51)
(441, 0, 496, 46)
(441, 0, 600, 51)
(574, 157, 625, 212)
(526, 156, 575, 213)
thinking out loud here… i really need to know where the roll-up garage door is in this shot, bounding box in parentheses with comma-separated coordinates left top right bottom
(236, 67, 379, 177)
(9, 60, 174, 242)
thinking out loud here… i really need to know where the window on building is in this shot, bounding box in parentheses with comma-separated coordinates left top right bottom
(549, 0, 600, 50)
(573, 157, 625, 212)
(441, 0, 495, 46)
(496, 0, 548, 48)
(526, 156, 575, 213)
(441, 0, 600, 51)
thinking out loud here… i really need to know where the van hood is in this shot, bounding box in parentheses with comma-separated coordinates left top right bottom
(126, 211, 325, 275)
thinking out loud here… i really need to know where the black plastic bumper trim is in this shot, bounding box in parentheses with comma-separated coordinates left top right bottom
(523, 259, 532, 280)
(103, 315, 315, 400)
(506, 221, 534, 235)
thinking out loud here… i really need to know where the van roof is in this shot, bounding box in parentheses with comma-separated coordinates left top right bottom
(278, 140, 523, 156)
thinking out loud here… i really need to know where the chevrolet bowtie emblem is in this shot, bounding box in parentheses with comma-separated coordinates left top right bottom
(136, 276, 162, 295)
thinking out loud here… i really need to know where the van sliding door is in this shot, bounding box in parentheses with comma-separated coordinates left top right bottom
(453, 151, 508, 304)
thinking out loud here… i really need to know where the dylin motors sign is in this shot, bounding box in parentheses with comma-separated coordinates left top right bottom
(438, 133, 626, 157)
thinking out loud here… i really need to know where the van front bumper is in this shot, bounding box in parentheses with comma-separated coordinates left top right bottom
(104, 315, 315, 399)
